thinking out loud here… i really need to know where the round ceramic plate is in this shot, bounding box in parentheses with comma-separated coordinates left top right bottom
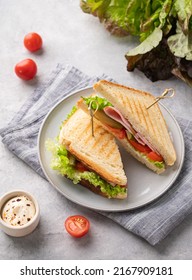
(38, 87, 185, 212)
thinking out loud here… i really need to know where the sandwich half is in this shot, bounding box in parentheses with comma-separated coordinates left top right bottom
(46, 107, 127, 199)
(77, 80, 176, 174)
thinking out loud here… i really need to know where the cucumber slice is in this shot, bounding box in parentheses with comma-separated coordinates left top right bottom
(94, 110, 123, 129)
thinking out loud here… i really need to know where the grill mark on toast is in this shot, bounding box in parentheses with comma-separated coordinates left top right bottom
(152, 110, 170, 149)
(148, 116, 158, 140)
(83, 131, 94, 146)
(147, 108, 167, 154)
(147, 109, 161, 146)
(139, 101, 156, 136)
(137, 101, 150, 132)
(78, 121, 101, 146)
(94, 136, 115, 159)
(132, 97, 142, 123)
(87, 125, 120, 163)
(86, 126, 116, 161)
(117, 90, 134, 114)
(91, 130, 108, 149)
(104, 144, 119, 161)
(119, 92, 133, 113)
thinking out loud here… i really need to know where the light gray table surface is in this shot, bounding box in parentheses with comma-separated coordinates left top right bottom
(0, 0, 192, 260)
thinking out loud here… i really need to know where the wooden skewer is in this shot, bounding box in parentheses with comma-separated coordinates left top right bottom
(88, 100, 99, 137)
(146, 88, 175, 109)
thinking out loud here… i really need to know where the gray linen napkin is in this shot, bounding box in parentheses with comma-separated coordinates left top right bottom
(0, 64, 192, 245)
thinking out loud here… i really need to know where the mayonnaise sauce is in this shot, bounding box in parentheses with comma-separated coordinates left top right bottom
(2, 195, 36, 226)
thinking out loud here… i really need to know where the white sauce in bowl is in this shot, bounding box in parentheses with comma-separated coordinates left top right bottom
(1, 195, 36, 226)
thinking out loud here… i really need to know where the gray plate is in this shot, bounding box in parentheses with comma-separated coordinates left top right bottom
(38, 87, 185, 212)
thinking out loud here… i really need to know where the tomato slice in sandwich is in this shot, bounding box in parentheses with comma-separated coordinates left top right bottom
(75, 161, 89, 172)
(147, 151, 164, 162)
(65, 215, 90, 238)
(129, 139, 151, 154)
(105, 125, 126, 139)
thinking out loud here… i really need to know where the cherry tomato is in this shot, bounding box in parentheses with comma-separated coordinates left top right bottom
(129, 139, 151, 154)
(147, 151, 164, 162)
(65, 215, 90, 238)
(15, 59, 37, 80)
(24, 32, 43, 52)
(75, 161, 89, 172)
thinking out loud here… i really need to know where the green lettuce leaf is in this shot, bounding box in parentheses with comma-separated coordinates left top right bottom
(138, 151, 165, 169)
(159, 0, 172, 27)
(167, 22, 192, 60)
(66, 105, 77, 120)
(80, 0, 111, 19)
(46, 139, 77, 181)
(82, 95, 113, 110)
(104, 5, 130, 35)
(172, 0, 192, 33)
(125, 27, 163, 56)
(139, 0, 172, 41)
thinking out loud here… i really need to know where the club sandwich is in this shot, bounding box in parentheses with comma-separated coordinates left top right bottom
(77, 80, 176, 174)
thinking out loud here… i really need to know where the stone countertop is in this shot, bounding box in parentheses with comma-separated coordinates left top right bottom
(0, 0, 192, 260)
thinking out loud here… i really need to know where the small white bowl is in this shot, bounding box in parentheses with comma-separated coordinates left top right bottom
(0, 190, 40, 237)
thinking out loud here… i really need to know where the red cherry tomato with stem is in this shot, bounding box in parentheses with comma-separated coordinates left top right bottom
(24, 32, 43, 52)
(15, 59, 37, 80)
(65, 215, 90, 238)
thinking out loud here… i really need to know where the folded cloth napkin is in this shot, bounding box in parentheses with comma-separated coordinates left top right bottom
(0, 64, 192, 245)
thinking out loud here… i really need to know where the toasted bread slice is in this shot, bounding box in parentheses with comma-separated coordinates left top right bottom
(59, 108, 127, 198)
(93, 80, 176, 167)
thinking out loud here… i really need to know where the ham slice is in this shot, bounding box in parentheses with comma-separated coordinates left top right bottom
(103, 106, 136, 136)
(103, 106, 159, 154)
(135, 132, 160, 154)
